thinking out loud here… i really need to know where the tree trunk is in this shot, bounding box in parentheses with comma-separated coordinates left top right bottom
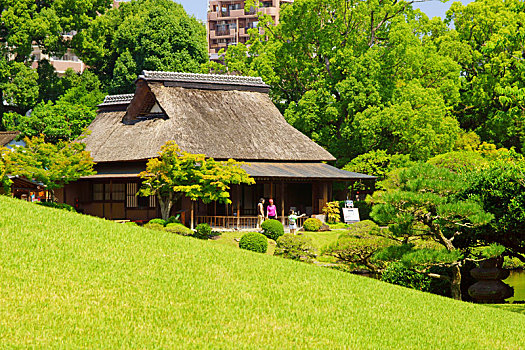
(158, 194, 173, 221)
(450, 264, 462, 300)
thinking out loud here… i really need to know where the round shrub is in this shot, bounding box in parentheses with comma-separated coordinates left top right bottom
(239, 232, 268, 253)
(194, 223, 212, 240)
(261, 219, 284, 241)
(303, 218, 323, 232)
(275, 234, 317, 262)
(144, 222, 165, 231)
(165, 223, 192, 236)
(149, 218, 167, 226)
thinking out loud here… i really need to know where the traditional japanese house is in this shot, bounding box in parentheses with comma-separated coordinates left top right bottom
(58, 71, 374, 228)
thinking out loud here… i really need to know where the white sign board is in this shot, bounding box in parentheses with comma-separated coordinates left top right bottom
(342, 208, 360, 223)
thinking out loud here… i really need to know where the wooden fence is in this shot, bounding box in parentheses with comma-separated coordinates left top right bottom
(196, 216, 307, 230)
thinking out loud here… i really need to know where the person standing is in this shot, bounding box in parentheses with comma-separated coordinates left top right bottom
(266, 198, 277, 220)
(288, 209, 306, 235)
(257, 198, 265, 228)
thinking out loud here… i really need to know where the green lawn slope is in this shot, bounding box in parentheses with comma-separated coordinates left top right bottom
(1, 196, 524, 349)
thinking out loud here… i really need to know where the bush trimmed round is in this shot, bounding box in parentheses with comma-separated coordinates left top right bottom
(36, 201, 76, 212)
(303, 218, 323, 232)
(194, 223, 212, 240)
(239, 232, 268, 253)
(261, 219, 284, 241)
(149, 218, 167, 226)
(165, 223, 192, 236)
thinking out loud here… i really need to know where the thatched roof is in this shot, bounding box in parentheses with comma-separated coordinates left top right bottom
(0, 131, 20, 147)
(85, 71, 335, 163)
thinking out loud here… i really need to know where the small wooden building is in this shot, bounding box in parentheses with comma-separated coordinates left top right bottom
(59, 71, 374, 227)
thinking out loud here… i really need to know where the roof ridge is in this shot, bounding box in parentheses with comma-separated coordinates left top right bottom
(99, 94, 135, 107)
(140, 71, 269, 88)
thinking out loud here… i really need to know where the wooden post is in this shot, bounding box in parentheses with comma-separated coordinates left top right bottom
(281, 182, 285, 226)
(191, 201, 194, 230)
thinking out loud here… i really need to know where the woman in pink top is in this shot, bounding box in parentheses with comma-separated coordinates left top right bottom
(266, 198, 277, 220)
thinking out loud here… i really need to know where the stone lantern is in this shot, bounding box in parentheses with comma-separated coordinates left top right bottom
(468, 256, 514, 304)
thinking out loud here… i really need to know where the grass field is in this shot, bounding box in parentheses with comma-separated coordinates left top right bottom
(2, 196, 525, 349)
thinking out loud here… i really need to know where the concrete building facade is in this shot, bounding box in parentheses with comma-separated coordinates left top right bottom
(207, 0, 293, 59)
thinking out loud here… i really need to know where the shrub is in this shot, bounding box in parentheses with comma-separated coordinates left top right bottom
(239, 232, 268, 253)
(167, 215, 181, 224)
(322, 201, 341, 224)
(261, 219, 284, 241)
(165, 223, 192, 236)
(303, 218, 323, 232)
(354, 201, 372, 221)
(381, 262, 432, 292)
(194, 223, 211, 240)
(149, 218, 167, 226)
(36, 201, 76, 212)
(125, 221, 138, 226)
(275, 234, 317, 262)
(346, 220, 381, 236)
(144, 222, 165, 231)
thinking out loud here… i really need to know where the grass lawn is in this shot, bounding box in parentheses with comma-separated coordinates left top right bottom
(2, 196, 525, 349)
(489, 304, 525, 315)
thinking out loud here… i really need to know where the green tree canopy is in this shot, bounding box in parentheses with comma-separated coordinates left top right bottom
(4, 70, 104, 142)
(139, 141, 255, 222)
(210, 0, 462, 163)
(74, 0, 208, 94)
(7, 136, 96, 196)
(446, 0, 525, 151)
(0, 0, 112, 128)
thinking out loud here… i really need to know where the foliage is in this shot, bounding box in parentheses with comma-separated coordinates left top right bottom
(139, 141, 254, 220)
(381, 262, 432, 292)
(274, 234, 317, 262)
(6, 136, 95, 195)
(215, 0, 462, 163)
(446, 0, 525, 152)
(343, 150, 413, 188)
(481, 244, 506, 259)
(2, 196, 525, 348)
(0, 147, 11, 194)
(353, 201, 372, 221)
(303, 218, 323, 232)
(427, 151, 488, 173)
(239, 232, 268, 254)
(322, 202, 341, 224)
(261, 219, 284, 241)
(462, 158, 525, 262)
(0, 0, 111, 128)
(148, 218, 167, 227)
(194, 223, 211, 240)
(143, 222, 165, 231)
(369, 163, 493, 300)
(324, 231, 393, 272)
(165, 223, 193, 236)
(4, 70, 104, 142)
(346, 220, 381, 237)
(167, 215, 181, 225)
(73, 0, 208, 93)
(36, 201, 76, 212)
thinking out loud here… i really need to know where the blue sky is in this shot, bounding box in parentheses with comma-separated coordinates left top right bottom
(174, 0, 474, 22)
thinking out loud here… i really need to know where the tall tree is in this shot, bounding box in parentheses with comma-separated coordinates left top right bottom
(0, 0, 112, 128)
(208, 0, 462, 163)
(139, 141, 254, 223)
(73, 0, 208, 94)
(446, 0, 525, 151)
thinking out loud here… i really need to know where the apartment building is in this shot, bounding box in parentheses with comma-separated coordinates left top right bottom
(207, 0, 293, 59)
